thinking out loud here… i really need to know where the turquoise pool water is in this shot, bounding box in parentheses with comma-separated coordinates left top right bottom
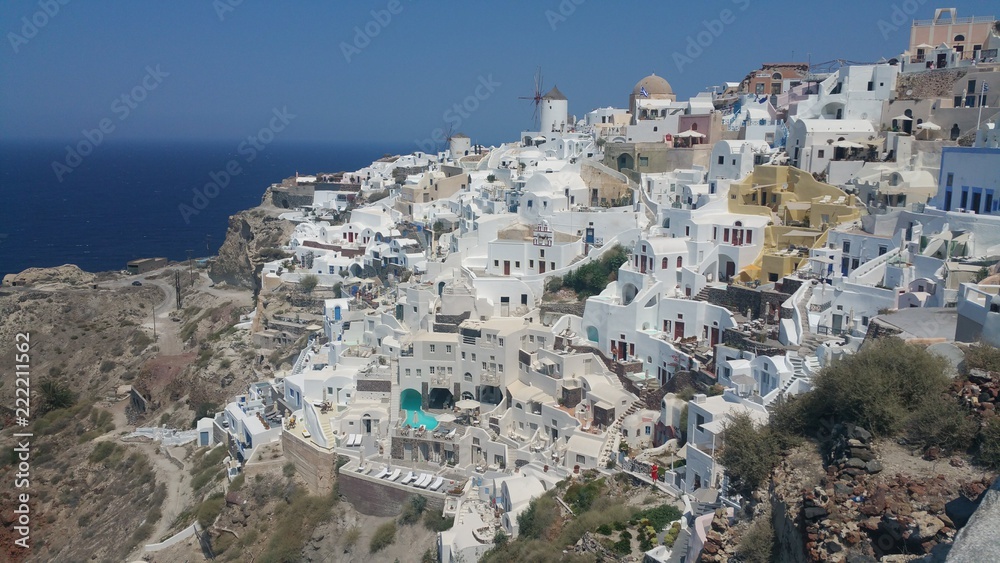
(401, 388, 439, 430)
(404, 409, 439, 431)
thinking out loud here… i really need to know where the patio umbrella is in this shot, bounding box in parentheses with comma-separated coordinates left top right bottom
(436, 413, 457, 423)
(676, 129, 706, 138)
(456, 399, 481, 410)
(917, 122, 941, 130)
(890, 115, 912, 121)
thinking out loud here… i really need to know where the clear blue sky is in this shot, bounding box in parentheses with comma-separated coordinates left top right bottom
(2, 1, 997, 146)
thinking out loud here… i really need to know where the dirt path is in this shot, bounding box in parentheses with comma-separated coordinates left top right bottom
(125, 441, 194, 561)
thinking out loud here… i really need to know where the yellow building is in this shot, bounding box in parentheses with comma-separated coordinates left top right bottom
(729, 166, 859, 282)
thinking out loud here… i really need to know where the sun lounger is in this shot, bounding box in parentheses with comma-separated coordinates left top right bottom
(387, 468, 401, 481)
(374, 467, 389, 479)
(445, 428, 456, 440)
(429, 476, 444, 491)
(401, 471, 415, 484)
(345, 434, 355, 447)
(416, 474, 432, 488)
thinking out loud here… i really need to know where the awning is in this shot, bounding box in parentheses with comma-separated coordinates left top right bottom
(833, 141, 864, 149)
(891, 115, 912, 121)
(917, 122, 941, 131)
(676, 130, 706, 138)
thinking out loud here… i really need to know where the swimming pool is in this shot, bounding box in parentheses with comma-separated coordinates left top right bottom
(401, 388, 439, 430)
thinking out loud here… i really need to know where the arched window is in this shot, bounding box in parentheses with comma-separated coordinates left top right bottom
(691, 123, 699, 131)
(954, 34, 965, 42)
(771, 72, 782, 80)
(676, 256, 683, 268)
(734, 221, 742, 227)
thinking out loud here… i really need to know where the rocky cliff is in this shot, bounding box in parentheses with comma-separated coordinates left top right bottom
(208, 186, 296, 292)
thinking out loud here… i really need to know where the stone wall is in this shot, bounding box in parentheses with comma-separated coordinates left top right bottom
(338, 470, 446, 517)
(706, 284, 790, 320)
(281, 430, 336, 494)
(267, 185, 315, 209)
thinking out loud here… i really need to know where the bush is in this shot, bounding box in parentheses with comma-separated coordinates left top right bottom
(544, 276, 564, 294)
(735, 514, 775, 563)
(560, 244, 629, 299)
(977, 418, 1000, 469)
(719, 411, 780, 498)
(196, 494, 225, 528)
(789, 338, 950, 437)
(299, 274, 319, 293)
(612, 537, 632, 555)
(517, 495, 559, 539)
(39, 379, 76, 412)
(283, 462, 296, 478)
(423, 510, 454, 532)
(632, 504, 682, 532)
(906, 395, 976, 453)
(89, 441, 118, 463)
(564, 478, 604, 513)
(596, 523, 613, 535)
(342, 527, 360, 548)
(399, 494, 427, 525)
(369, 522, 396, 553)
(100, 360, 117, 373)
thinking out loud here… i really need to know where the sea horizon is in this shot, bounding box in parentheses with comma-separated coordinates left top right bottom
(0, 137, 419, 280)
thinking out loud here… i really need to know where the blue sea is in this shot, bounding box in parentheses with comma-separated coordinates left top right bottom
(0, 139, 410, 279)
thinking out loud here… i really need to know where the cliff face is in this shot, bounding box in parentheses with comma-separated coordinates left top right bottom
(209, 186, 295, 291)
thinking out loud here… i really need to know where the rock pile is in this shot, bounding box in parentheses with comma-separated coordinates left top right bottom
(697, 509, 736, 562)
(953, 369, 999, 418)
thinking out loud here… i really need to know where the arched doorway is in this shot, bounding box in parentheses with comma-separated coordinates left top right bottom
(617, 153, 634, 172)
(622, 283, 639, 305)
(362, 413, 372, 434)
(950, 124, 961, 141)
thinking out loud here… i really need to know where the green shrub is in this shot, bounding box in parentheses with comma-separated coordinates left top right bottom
(517, 495, 559, 539)
(798, 338, 949, 437)
(399, 494, 427, 525)
(369, 522, 396, 553)
(632, 504, 682, 532)
(906, 395, 976, 453)
(612, 537, 632, 555)
(196, 494, 225, 528)
(977, 417, 1000, 469)
(89, 441, 118, 463)
(423, 510, 454, 532)
(596, 523, 612, 535)
(342, 527, 360, 548)
(735, 513, 775, 563)
(719, 411, 780, 498)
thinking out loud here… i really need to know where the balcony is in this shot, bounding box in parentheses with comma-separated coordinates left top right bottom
(481, 370, 501, 386)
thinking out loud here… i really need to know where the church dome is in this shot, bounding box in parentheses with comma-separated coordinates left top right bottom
(632, 73, 673, 97)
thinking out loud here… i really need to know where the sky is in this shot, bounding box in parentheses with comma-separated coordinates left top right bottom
(2, 0, 998, 148)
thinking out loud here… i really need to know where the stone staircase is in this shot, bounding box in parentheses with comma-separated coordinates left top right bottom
(691, 285, 712, 303)
(599, 398, 646, 467)
(319, 416, 336, 447)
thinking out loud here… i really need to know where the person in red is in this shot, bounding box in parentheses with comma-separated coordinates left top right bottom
(651, 463, 658, 481)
